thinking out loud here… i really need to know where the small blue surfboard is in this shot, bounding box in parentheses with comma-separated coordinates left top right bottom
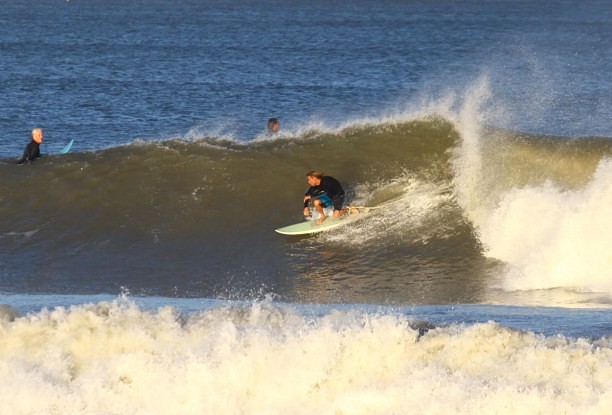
(60, 139, 74, 154)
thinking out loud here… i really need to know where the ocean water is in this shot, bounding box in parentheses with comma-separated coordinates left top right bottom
(1, 0, 611, 413)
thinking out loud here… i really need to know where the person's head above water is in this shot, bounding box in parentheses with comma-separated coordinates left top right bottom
(32, 128, 43, 144)
(306, 170, 324, 186)
(267, 118, 280, 133)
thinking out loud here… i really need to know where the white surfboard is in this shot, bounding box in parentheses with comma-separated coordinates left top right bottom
(275, 211, 369, 235)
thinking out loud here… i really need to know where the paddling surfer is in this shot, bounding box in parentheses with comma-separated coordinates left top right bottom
(303, 171, 355, 224)
(17, 128, 43, 164)
(267, 118, 280, 134)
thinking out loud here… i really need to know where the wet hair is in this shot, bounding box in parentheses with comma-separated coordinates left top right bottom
(306, 170, 324, 179)
(267, 118, 279, 128)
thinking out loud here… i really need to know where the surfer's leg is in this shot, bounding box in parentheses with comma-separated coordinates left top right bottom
(337, 206, 359, 217)
(332, 195, 346, 218)
(313, 199, 326, 224)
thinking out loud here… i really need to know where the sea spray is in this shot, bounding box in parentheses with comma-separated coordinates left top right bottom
(451, 76, 494, 225)
(449, 77, 612, 295)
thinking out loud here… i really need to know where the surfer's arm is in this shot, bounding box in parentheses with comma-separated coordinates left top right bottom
(304, 188, 313, 207)
(17, 146, 29, 164)
(304, 187, 325, 207)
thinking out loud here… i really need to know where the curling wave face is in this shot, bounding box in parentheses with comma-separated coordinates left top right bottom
(2, 118, 611, 305)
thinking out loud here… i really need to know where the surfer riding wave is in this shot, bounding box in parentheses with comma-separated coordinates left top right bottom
(303, 171, 356, 224)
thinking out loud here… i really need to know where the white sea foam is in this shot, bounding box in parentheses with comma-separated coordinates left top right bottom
(450, 76, 612, 295)
(324, 179, 455, 245)
(0, 300, 609, 415)
(481, 159, 612, 293)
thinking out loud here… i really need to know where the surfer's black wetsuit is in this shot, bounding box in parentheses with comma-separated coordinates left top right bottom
(304, 176, 345, 210)
(17, 140, 41, 164)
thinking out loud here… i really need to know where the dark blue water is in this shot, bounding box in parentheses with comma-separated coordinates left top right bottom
(1, 0, 610, 157)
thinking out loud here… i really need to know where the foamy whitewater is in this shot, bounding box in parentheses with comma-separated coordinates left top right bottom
(0, 298, 610, 415)
(482, 160, 612, 292)
(446, 78, 612, 295)
(1, 0, 611, 414)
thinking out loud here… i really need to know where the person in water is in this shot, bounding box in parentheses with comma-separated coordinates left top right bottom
(17, 128, 44, 164)
(303, 170, 353, 224)
(267, 118, 280, 134)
